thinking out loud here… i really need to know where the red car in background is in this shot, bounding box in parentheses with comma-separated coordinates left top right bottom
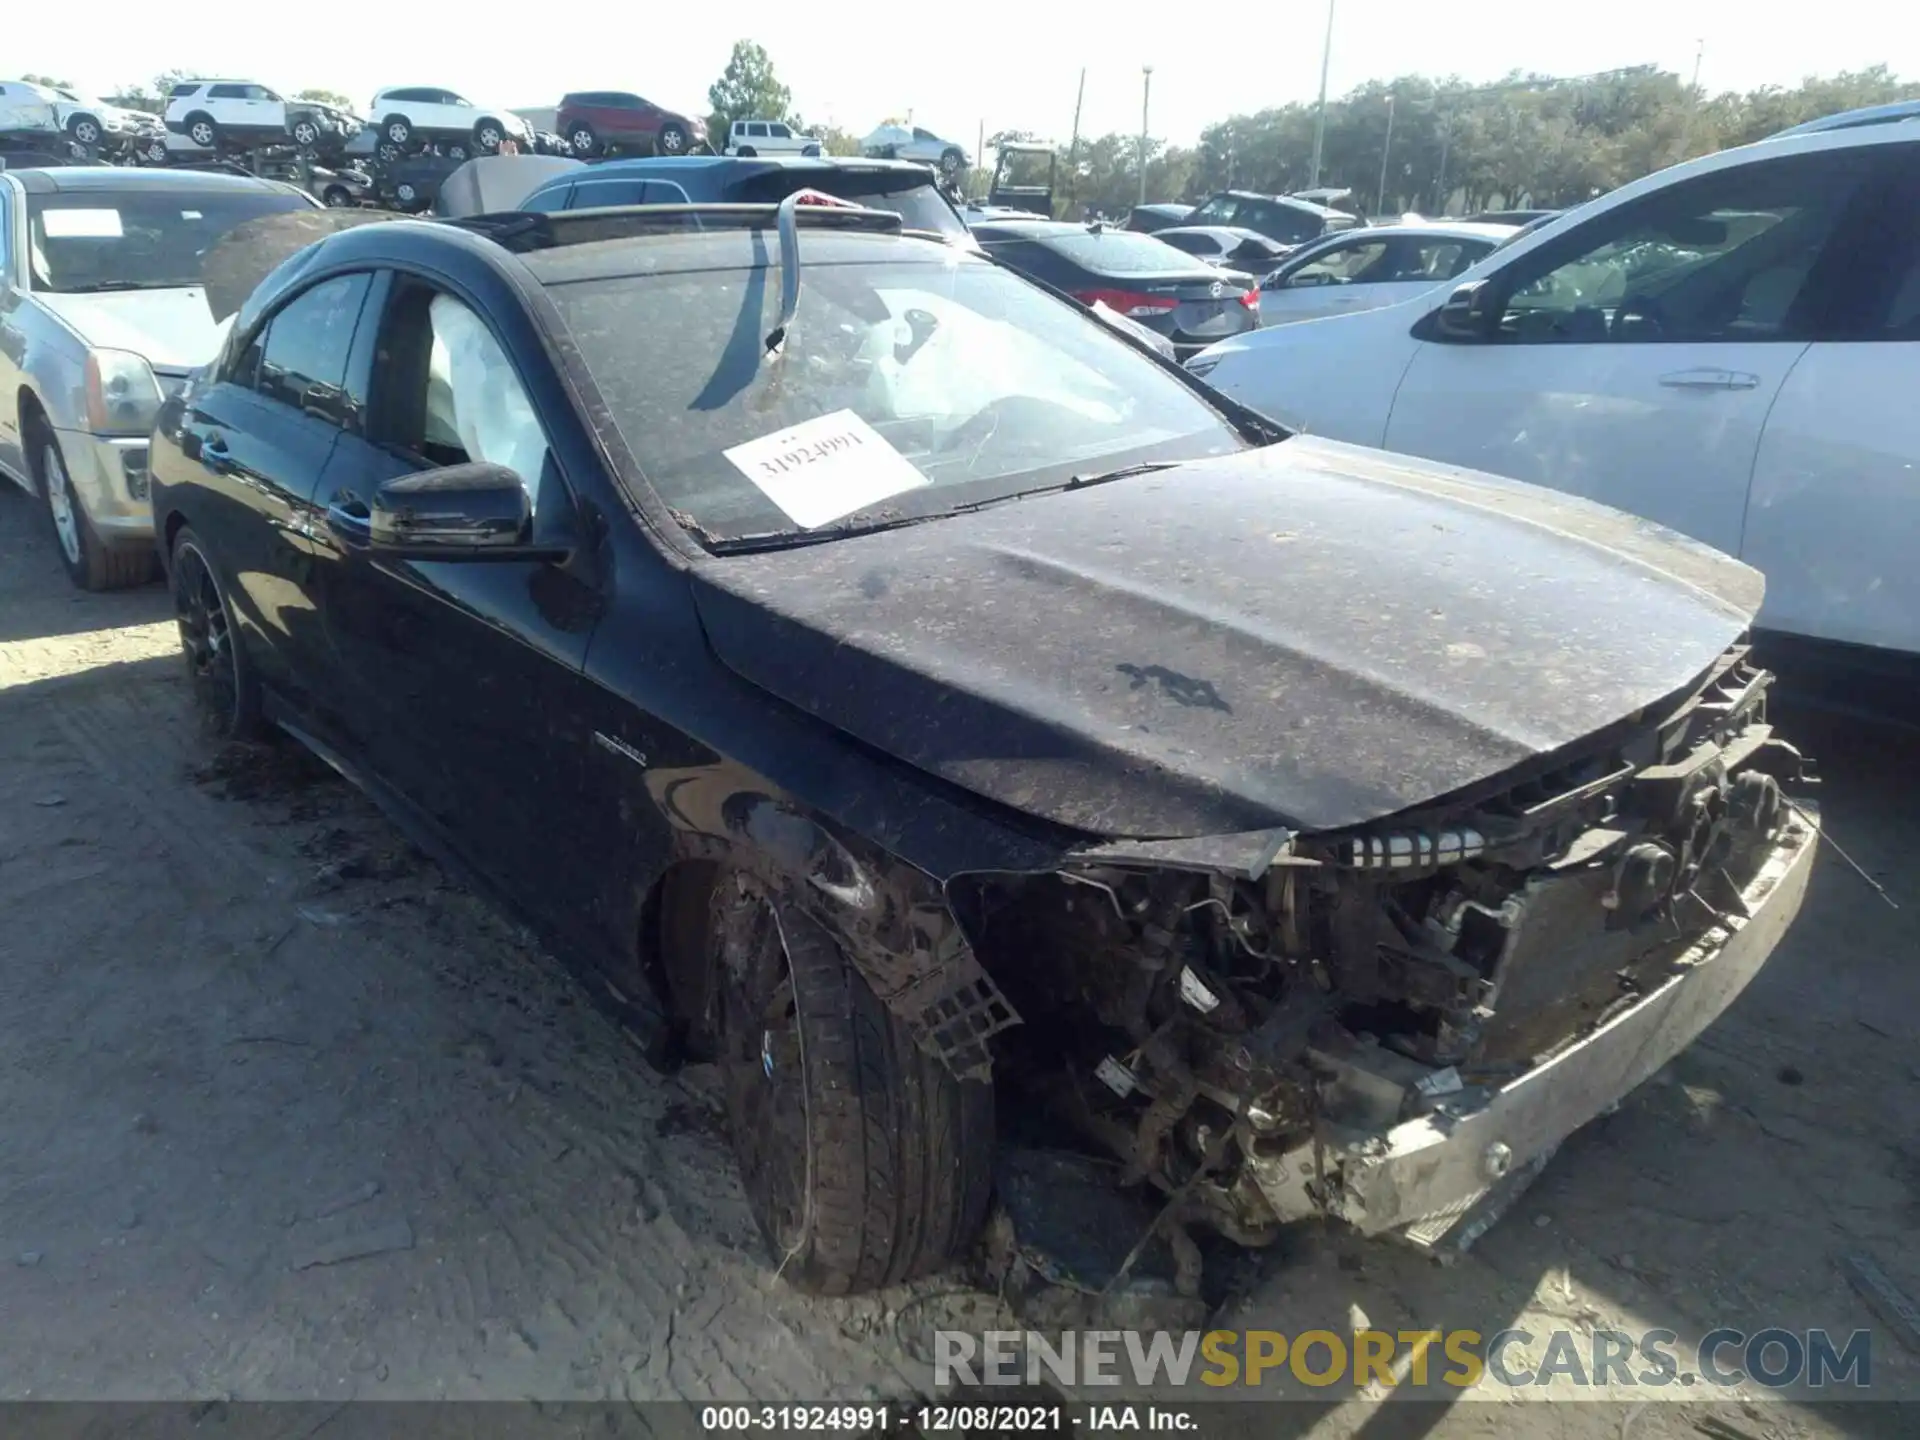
(556, 92, 706, 157)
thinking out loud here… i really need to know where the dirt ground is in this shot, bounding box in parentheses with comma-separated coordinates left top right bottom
(2, 478, 1916, 1437)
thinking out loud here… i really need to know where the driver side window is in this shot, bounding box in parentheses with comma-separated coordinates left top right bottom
(368, 281, 552, 509)
(1493, 150, 1875, 344)
(1287, 240, 1387, 287)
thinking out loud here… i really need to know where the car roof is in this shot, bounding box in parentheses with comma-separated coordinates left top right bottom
(5, 165, 296, 196)
(1202, 189, 1346, 220)
(551, 155, 933, 179)
(1319, 221, 1518, 242)
(1767, 99, 1920, 138)
(513, 226, 965, 286)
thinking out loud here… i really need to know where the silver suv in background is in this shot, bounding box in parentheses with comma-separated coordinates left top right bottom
(0, 167, 318, 589)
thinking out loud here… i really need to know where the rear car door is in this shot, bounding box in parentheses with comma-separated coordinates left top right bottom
(1741, 140, 1920, 654)
(307, 270, 615, 943)
(1382, 144, 1881, 562)
(176, 270, 378, 713)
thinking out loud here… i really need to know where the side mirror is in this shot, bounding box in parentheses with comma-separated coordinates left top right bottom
(369, 461, 531, 551)
(1433, 279, 1497, 341)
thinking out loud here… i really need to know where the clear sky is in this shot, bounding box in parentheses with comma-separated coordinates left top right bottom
(13, 0, 1917, 149)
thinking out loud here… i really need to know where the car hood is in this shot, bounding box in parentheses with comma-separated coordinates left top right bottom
(32, 288, 226, 371)
(688, 437, 1763, 840)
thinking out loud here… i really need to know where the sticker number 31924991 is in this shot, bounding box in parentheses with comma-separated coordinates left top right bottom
(723, 409, 931, 530)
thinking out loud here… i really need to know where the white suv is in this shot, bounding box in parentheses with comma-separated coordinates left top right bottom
(725, 119, 822, 157)
(369, 86, 532, 155)
(1191, 107, 1920, 661)
(164, 79, 290, 149)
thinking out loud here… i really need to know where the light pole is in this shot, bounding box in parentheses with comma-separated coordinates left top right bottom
(1375, 92, 1395, 215)
(1307, 0, 1336, 188)
(1139, 65, 1154, 206)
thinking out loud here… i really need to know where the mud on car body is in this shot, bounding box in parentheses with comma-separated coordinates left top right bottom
(146, 198, 1817, 1297)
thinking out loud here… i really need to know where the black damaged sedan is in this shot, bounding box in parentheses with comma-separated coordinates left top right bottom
(150, 199, 1818, 1296)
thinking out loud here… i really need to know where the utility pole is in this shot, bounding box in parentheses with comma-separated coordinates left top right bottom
(1139, 65, 1153, 206)
(1690, 39, 1705, 94)
(1375, 92, 1395, 216)
(1066, 67, 1086, 216)
(1308, 0, 1336, 188)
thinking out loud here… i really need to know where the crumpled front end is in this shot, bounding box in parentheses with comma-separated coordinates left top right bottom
(954, 640, 1816, 1259)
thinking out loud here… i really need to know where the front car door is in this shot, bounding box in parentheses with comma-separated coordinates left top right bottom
(1260, 234, 1394, 323)
(307, 269, 615, 947)
(248, 85, 289, 136)
(176, 270, 379, 711)
(1742, 139, 1920, 655)
(1382, 143, 1882, 561)
(0, 178, 25, 485)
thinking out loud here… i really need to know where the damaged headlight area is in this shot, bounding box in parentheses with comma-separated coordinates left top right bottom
(952, 642, 1817, 1262)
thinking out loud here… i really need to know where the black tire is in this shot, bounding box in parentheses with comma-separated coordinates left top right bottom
(169, 526, 263, 741)
(657, 121, 689, 155)
(383, 114, 412, 147)
(290, 117, 321, 148)
(939, 146, 964, 179)
(185, 112, 217, 149)
(145, 137, 168, 162)
(445, 141, 470, 161)
(473, 119, 504, 153)
(567, 122, 597, 157)
(67, 114, 102, 147)
(32, 424, 154, 592)
(376, 140, 403, 164)
(393, 181, 421, 210)
(736, 145, 756, 157)
(715, 888, 994, 1295)
(321, 185, 353, 207)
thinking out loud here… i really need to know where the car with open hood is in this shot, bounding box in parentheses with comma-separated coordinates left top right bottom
(144, 197, 1817, 1297)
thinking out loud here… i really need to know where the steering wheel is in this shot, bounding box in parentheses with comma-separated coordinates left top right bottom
(1612, 294, 1666, 337)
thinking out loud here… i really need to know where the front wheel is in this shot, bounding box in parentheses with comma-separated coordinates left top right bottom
(657, 121, 689, 155)
(290, 117, 320, 147)
(36, 428, 152, 592)
(170, 526, 263, 740)
(186, 113, 217, 149)
(714, 884, 994, 1295)
(939, 147, 964, 179)
(735, 145, 756, 157)
(68, 115, 102, 147)
(567, 123, 597, 156)
(321, 185, 353, 207)
(474, 120, 504, 153)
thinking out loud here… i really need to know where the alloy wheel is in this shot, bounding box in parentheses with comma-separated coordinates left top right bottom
(74, 119, 100, 145)
(190, 121, 214, 147)
(173, 543, 239, 727)
(42, 442, 82, 566)
(660, 127, 686, 154)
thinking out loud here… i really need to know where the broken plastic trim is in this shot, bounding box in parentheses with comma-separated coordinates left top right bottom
(764, 188, 862, 359)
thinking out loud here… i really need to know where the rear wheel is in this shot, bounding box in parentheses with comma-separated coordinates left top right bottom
(567, 123, 597, 156)
(736, 145, 756, 157)
(657, 121, 689, 155)
(170, 526, 263, 740)
(712, 880, 995, 1295)
(939, 146, 964, 180)
(383, 115, 412, 147)
(34, 427, 152, 592)
(186, 112, 217, 149)
(321, 184, 352, 207)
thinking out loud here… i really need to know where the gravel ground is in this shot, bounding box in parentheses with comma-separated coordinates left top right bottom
(2, 479, 1915, 1437)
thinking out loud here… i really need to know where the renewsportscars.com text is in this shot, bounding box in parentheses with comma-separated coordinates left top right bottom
(934, 1328, 1874, 1391)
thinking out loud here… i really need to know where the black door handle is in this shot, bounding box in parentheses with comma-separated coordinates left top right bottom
(325, 499, 373, 546)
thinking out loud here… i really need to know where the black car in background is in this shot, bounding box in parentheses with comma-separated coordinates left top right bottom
(1183, 189, 1359, 247)
(1126, 201, 1194, 232)
(970, 218, 1260, 357)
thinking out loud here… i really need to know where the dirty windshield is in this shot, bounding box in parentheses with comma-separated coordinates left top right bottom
(25, 189, 315, 295)
(546, 253, 1244, 546)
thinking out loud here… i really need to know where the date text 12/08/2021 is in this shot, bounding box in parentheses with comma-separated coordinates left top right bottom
(698, 1404, 1197, 1431)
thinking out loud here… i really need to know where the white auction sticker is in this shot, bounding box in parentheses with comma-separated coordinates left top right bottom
(41, 208, 123, 238)
(723, 409, 930, 530)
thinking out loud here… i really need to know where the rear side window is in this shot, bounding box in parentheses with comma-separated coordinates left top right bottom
(208, 84, 246, 100)
(728, 170, 966, 238)
(169, 83, 200, 98)
(251, 271, 374, 426)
